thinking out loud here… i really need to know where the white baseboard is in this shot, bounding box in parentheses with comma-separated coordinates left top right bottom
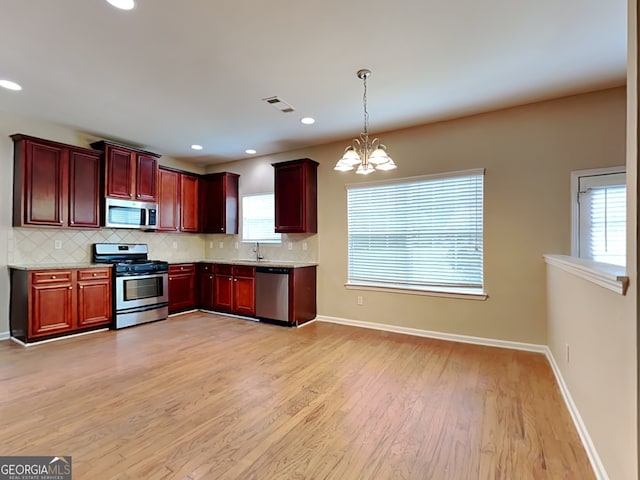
(316, 315, 607, 480)
(543, 347, 608, 480)
(0, 331, 9, 341)
(317, 315, 547, 353)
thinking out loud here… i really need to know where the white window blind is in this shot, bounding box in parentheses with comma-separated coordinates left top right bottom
(347, 169, 484, 291)
(242, 193, 281, 243)
(578, 172, 626, 266)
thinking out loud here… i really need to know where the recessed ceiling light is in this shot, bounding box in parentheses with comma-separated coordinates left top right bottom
(301, 117, 315, 125)
(0, 79, 22, 91)
(245, 149, 257, 155)
(191, 144, 203, 150)
(106, 0, 135, 10)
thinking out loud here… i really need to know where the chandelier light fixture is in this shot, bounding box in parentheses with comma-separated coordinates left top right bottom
(334, 68, 397, 175)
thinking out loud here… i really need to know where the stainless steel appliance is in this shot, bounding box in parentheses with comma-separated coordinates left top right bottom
(93, 243, 168, 329)
(255, 266, 290, 323)
(104, 198, 158, 230)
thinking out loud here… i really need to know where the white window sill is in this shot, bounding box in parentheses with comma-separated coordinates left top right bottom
(345, 282, 488, 301)
(543, 254, 629, 295)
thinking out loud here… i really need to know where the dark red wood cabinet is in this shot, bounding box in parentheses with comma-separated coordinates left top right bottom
(168, 264, 196, 314)
(180, 174, 199, 232)
(91, 140, 160, 202)
(69, 149, 101, 228)
(213, 264, 255, 316)
(289, 266, 317, 326)
(200, 172, 239, 234)
(198, 263, 216, 310)
(273, 158, 318, 233)
(157, 168, 180, 232)
(10, 267, 112, 343)
(11, 134, 102, 229)
(157, 168, 199, 232)
(232, 266, 256, 317)
(76, 268, 112, 328)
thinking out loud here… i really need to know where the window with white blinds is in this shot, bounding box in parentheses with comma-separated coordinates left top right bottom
(241, 193, 281, 243)
(577, 171, 626, 266)
(346, 169, 484, 292)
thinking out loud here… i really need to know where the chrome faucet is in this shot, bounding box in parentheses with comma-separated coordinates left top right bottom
(254, 242, 264, 262)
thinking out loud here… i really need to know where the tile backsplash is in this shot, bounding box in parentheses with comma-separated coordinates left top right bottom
(8, 228, 318, 265)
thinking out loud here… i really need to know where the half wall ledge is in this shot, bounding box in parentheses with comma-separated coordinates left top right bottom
(543, 254, 629, 295)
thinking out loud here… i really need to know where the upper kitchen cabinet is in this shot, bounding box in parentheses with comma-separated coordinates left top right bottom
(157, 168, 180, 232)
(180, 174, 199, 232)
(200, 172, 239, 234)
(91, 140, 160, 202)
(272, 158, 318, 233)
(157, 167, 199, 233)
(11, 134, 102, 229)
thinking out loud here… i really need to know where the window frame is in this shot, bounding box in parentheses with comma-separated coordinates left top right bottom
(344, 168, 487, 300)
(570, 166, 626, 263)
(240, 192, 282, 244)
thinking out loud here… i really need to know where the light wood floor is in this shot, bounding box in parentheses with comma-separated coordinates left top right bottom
(0, 312, 593, 479)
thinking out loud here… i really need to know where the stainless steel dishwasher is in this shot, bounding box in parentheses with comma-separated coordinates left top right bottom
(255, 266, 290, 322)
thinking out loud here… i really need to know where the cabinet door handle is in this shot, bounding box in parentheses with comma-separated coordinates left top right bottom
(79, 285, 83, 289)
(69, 286, 73, 290)
(209, 275, 213, 279)
(92, 273, 97, 277)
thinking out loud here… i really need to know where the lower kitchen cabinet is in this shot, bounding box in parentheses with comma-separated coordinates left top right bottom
(213, 264, 255, 316)
(77, 268, 112, 327)
(289, 266, 317, 326)
(10, 267, 112, 343)
(198, 263, 215, 310)
(168, 263, 196, 313)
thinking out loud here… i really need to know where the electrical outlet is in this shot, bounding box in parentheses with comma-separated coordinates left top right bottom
(209, 241, 213, 249)
(219, 242, 224, 249)
(357, 295, 363, 305)
(565, 343, 571, 363)
(235, 242, 239, 249)
(302, 242, 307, 251)
(288, 241, 293, 250)
(54, 240, 62, 249)
(172, 241, 178, 249)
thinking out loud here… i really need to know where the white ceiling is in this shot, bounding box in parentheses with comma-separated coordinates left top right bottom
(0, 0, 627, 166)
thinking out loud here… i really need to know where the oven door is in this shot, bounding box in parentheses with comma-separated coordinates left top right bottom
(115, 273, 168, 311)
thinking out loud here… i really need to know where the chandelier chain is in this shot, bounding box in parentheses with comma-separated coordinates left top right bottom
(362, 72, 369, 142)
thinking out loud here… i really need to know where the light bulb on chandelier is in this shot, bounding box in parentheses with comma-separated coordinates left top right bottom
(334, 69, 397, 175)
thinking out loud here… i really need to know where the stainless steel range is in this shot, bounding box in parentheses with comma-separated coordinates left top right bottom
(93, 243, 169, 329)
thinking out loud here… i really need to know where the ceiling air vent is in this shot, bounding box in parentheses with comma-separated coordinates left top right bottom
(262, 96, 295, 113)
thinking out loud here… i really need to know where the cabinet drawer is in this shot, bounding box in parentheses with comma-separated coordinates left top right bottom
(169, 263, 195, 274)
(78, 268, 111, 280)
(198, 263, 214, 273)
(31, 270, 72, 284)
(233, 266, 255, 278)
(214, 264, 233, 276)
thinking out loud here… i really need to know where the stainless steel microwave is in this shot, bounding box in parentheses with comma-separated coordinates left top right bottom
(104, 198, 158, 230)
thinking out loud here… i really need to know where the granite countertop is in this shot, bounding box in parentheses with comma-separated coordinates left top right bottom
(9, 260, 319, 271)
(9, 263, 114, 271)
(185, 259, 318, 269)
